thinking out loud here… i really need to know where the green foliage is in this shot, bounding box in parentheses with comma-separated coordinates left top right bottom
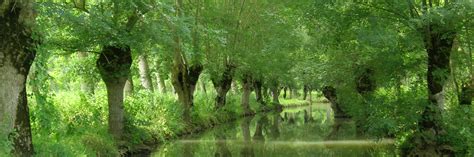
(2, 0, 472, 155)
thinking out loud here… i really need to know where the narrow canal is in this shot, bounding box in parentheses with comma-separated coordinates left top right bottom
(151, 103, 396, 157)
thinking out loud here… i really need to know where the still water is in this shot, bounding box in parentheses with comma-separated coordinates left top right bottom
(151, 103, 396, 157)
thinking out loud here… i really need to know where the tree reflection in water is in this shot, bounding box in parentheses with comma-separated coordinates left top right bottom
(151, 103, 396, 157)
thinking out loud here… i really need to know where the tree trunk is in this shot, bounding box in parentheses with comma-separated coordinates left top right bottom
(124, 77, 133, 97)
(422, 24, 455, 128)
(354, 68, 375, 134)
(271, 86, 281, 105)
(138, 54, 154, 91)
(303, 85, 309, 100)
(253, 80, 265, 106)
(271, 85, 283, 110)
(155, 73, 167, 93)
(241, 76, 255, 116)
(171, 0, 203, 122)
(97, 46, 132, 140)
(0, 1, 36, 155)
(283, 87, 288, 99)
(212, 64, 234, 110)
(404, 23, 457, 156)
(78, 52, 95, 94)
(322, 86, 350, 118)
(171, 64, 203, 122)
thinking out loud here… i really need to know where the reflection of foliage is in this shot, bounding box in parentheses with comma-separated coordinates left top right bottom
(155, 106, 395, 156)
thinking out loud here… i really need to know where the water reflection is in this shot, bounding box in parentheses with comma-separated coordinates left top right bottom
(151, 103, 396, 157)
(240, 117, 254, 157)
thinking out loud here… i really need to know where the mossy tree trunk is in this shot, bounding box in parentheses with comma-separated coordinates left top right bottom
(212, 63, 234, 110)
(97, 46, 132, 140)
(403, 21, 457, 156)
(354, 68, 376, 133)
(415, 23, 456, 155)
(0, 1, 36, 155)
(303, 85, 309, 100)
(270, 83, 283, 110)
(171, 0, 204, 122)
(322, 86, 350, 118)
(241, 75, 255, 116)
(253, 79, 265, 106)
(171, 63, 203, 122)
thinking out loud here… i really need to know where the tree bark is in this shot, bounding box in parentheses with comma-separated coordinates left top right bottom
(241, 76, 255, 116)
(404, 23, 457, 156)
(354, 68, 376, 134)
(171, 0, 203, 122)
(212, 64, 234, 110)
(171, 64, 203, 122)
(322, 86, 350, 118)
(0, 1, 36, 155)
(138, 54, 154, 91)
(97, 46, 132, 140)
(421, 23, 455, 136)
(253, 79, 265, 106)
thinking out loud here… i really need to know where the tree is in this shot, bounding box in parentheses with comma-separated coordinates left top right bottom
(0, 0, 37, 155)
(40, 0, 160, 140)
(138, 54, 154, 91)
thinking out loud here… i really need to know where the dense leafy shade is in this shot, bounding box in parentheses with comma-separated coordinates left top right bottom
(0, 0, 473, 156)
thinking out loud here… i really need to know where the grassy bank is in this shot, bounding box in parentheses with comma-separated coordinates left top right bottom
(280, 92, 328, 107)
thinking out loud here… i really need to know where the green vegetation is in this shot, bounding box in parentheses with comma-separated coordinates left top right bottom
(1, 0, 473, 156)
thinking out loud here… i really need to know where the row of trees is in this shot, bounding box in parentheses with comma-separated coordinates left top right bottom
(1, 0, 473, 156)
(1, 0, 307, 155)
(301, 0, 474, 156)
